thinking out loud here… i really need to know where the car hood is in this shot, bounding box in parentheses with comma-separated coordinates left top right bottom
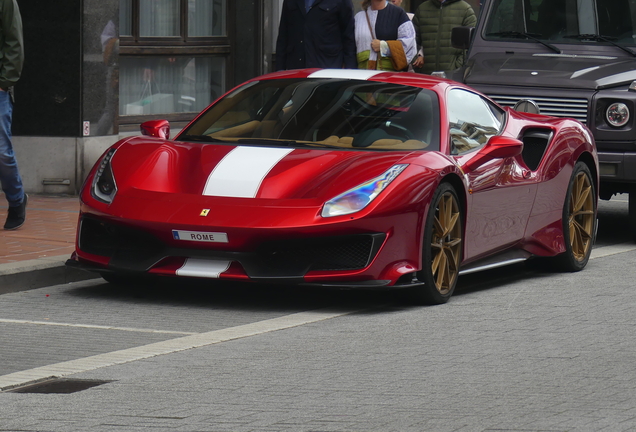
(109, 137, 418, 203)
(464, 52, 636, 90)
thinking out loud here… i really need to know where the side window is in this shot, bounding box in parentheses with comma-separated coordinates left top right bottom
(447, 89, 505, 155)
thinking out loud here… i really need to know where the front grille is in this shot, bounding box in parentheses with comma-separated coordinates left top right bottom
(79, 215, 386, 278)
(79, 216, 164, 258)
(79, 216, 166, 271)
(489, 95, 589, 124)
(255, 234, 384, 274)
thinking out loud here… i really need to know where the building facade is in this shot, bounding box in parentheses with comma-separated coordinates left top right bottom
(12, 0, 277, 195)
(12, 0, 480, 195)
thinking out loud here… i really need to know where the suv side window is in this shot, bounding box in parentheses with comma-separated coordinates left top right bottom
(447, 89, 505, 155)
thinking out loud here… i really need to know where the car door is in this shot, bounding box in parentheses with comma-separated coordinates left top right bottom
(447, 88, 538, 260)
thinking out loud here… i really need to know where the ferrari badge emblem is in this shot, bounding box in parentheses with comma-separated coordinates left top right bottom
(200, 209, 210, 217)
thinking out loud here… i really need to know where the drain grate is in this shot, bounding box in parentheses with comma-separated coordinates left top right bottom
(9, 378, 112, 394)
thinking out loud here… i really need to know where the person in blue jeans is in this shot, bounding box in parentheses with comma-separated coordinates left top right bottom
(0, 0, 26, 230)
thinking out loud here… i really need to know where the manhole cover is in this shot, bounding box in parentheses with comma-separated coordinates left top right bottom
(9, 378, 112, 394)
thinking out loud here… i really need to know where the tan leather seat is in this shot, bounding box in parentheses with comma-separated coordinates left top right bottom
(319, 136, 354, 147)
(371, 139, 428, 149)
(210, 120, 260, 138)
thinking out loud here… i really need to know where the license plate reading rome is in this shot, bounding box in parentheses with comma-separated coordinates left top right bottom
(172, 230, 229, 243)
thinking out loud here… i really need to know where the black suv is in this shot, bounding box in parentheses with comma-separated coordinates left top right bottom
(452, 0, 636, 237)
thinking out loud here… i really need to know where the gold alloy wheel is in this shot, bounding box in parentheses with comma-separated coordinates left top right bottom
(430, 192, 462, 294)
(569, 171, 595, 261)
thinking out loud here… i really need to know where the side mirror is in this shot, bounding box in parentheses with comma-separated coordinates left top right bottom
(140, 119, 170, 139)
(451, 26, 474, 50)
(463, 136, 524, 172)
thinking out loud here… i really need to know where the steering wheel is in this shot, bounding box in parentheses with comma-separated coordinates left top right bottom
(380, 121, 415, 141)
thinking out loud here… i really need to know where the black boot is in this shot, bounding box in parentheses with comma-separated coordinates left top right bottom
(4, 194, 27, 230)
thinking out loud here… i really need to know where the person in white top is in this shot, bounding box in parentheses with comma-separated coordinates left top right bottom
(354, 0, 417, 70)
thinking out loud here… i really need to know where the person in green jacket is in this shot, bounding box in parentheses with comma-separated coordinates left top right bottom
(0, 0, 26, 230)
(411, 0, 476, 75)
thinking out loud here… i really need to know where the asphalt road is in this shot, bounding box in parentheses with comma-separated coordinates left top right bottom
(1, 197, 635, 431)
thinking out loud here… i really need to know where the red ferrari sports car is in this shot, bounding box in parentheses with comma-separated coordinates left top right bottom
(67, 69, 598, 304)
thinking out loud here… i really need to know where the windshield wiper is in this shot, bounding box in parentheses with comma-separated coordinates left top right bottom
(178, 135, 225, 142)
(235, 138, 347, 149)
(235, 138, 300, 147)
(564, 34, 636, 57)
(179, 135, 344, 149)
(487, 31, 562, 54)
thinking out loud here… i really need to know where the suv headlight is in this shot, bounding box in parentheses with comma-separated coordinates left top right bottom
(91, 148, 118, 204)
(606, 102, 630, 127)
(321, 164, 408, 218)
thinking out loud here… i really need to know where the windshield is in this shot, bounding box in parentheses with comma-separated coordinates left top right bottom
(485, 0, 636, 47)
(178, 78, 440, 151)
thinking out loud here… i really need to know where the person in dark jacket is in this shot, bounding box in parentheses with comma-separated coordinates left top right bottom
(411, 0, 476, 74)
(0, 0, 26, 230)
(276, 0, 357, 70)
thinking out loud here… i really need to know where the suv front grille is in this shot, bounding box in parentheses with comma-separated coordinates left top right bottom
(489, 95, 589, 124)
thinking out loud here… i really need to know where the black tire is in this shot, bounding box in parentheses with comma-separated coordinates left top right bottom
(411, 183, 463, 305)
(552, 161, 596, 271)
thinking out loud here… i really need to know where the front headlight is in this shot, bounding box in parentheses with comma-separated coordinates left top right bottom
(321, 164, 408, 218)
(606, 102, 630, 127)
(91, 148, 118, 204)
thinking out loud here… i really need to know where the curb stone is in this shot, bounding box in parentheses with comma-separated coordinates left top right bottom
(0, 255, 97, 295)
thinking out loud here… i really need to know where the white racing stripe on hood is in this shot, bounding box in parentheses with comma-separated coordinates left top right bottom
(203, 146, 293, 198)
(308, 69, 384, 80)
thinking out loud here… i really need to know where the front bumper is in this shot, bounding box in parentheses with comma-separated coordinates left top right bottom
(70, 213, 423, 286)
(598, 150, 636, 182)
(597, 149, 636, 197)
(65, 258, 412, 289)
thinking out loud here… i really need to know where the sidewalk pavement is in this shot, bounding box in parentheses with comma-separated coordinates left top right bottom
(0, 194, 96, 294)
